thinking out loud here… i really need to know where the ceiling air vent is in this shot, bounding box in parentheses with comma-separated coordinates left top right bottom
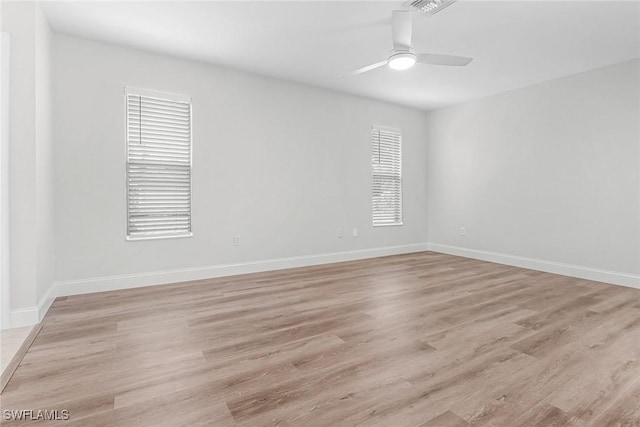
(405, 0, 457, 16)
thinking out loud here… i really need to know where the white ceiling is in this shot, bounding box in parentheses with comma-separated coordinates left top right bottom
(42, 1, 640, 111)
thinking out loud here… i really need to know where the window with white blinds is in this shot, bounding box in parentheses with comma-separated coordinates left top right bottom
(125, 88, 192, 240)
(372, 126, 402, 226)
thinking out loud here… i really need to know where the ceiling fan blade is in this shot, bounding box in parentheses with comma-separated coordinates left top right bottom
(342, 60, 387, 77)
(417, 53, 473, 66)
(392, 10, 412, 51)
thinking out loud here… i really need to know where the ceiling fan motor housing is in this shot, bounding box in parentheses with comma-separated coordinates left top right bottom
(388, 50, 417, 70)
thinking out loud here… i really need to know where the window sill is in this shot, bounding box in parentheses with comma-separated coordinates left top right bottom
(126, 232, 193, 241)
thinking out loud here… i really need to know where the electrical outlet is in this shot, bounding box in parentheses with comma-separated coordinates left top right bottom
(459, 227, 466, 236)
(352, 228, 358, 237)
(234, 235, 240, 246)
(337, 229, 343, 239)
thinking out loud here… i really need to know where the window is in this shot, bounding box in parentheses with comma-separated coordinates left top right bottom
(372, 126, 402, 226)
(125, 88, 192, 240)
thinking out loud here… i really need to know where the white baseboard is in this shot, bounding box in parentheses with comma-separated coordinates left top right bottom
(427, 243, 640, 289)
(16, 242, 638, 327)
(8, 282, 55, 328)
(55, 243, 431, 297)
(9, 307, 38, 329)
(37, 284, 55, 323)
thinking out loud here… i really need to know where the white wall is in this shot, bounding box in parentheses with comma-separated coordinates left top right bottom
(53, 35, 428, 289)
(34, 4, 54, 306)
(0, 32, 11, 330)
(426, 59, 640, 282)
(2, 1, 38, 322)
(0, 1, 54, 327)
(16, 13, 638, 315)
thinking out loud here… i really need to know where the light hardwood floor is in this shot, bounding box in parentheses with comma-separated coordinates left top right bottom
(0, 325, 40, 392)
(1, 252, 640, 426)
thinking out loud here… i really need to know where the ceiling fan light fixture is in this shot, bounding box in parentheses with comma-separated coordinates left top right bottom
(388, 52, 416, 70)
(405, 0, 457, 16)
(344, 8, 473, 77)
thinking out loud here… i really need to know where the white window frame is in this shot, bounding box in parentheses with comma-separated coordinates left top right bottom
(125, 87, 193, 241)
(372, 125, 403, 227)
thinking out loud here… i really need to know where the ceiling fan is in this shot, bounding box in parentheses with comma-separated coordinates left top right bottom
(346, 10, 473, 76)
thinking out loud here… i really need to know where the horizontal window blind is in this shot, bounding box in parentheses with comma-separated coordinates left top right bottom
(372, 127, 402, 226)
(126, 89, 192, 239)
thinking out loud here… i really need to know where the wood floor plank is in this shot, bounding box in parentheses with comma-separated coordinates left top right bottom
(1, 252, 639, 426)
(420, 410, 469, 427)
